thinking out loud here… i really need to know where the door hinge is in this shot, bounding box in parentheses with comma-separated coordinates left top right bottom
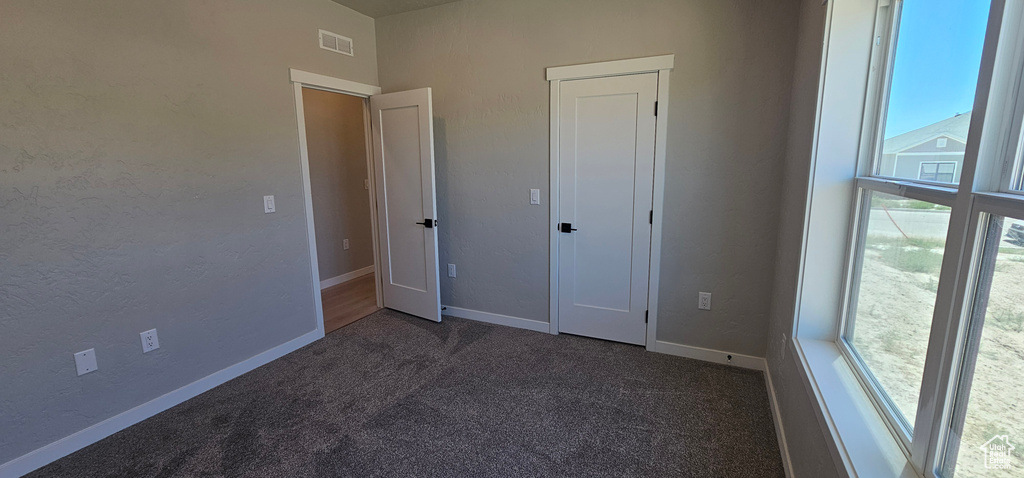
(654, 101, 659, 116)
(649, 210, 653, 224)
(645, 310, 649, 323)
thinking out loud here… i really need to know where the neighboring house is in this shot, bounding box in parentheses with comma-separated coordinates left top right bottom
(879, 112, 972, 183)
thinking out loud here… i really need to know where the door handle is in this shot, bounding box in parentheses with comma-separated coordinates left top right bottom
(559, 223, 577, 233)
(415, 219, 435, 228)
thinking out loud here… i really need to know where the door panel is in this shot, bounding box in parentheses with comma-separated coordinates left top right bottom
(558, 73, 658, 345)
(370, 88, 441, 322)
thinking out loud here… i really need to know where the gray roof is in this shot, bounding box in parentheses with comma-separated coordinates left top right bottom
(882, 112, 972, 153)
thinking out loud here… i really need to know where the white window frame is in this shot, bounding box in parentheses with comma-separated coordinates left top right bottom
(788, 0, 1024, 476)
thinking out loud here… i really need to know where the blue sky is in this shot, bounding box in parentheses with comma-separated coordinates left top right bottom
(883, 0, 991, 138)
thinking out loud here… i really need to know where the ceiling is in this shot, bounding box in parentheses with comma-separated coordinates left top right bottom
(330, 0, 463, 18)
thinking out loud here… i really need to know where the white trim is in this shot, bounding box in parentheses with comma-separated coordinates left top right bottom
(319, 265, 375, 290)
(442, 306, 550, 333)
(292, 83, 327, 340)
(546, 55, 675, 81)
(653, 340, 766, 371)
(548, 80, 560, 335)
(0, 330, 320, 478)
(646, 69, 671, 351)
(547, 57, 673, 346)
(289, 69, 380, 97)
(764, 364, 795, 478)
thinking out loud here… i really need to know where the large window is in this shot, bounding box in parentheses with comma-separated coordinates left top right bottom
(792, 0, 1024, 475)
(841, 0, 991, 448)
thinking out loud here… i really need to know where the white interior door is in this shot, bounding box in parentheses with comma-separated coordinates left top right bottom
(557, 73, 658, 345)
(370, 88, 441, 322)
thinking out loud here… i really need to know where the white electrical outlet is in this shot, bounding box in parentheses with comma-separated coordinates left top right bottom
(447, 263, 456, 278)
(74, 349, 98, 376)
(140, 329, 160, 353)
(263, 195, 276, 214)
(698, 292, 712, 310)
(530, 189, 541, 205)
(343, 239, 350, 250)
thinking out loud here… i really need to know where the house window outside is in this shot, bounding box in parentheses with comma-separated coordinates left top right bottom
(919, 161, 958, 183)
(938, 137, 949, 148)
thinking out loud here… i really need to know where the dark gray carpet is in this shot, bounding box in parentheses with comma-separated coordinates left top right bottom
(31, 309, 784, 477)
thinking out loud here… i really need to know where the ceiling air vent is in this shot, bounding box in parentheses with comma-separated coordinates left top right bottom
(319, 29, 353, 56)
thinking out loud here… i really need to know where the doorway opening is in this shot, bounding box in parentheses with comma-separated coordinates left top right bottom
(301, 87, 381, 334)
(291, 69, 443, 335)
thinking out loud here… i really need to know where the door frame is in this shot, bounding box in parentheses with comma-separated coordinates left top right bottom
(546, 55, 674, 351)
(289, 68, 384, 338)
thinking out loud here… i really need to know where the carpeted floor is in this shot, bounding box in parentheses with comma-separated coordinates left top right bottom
(30, 309, 784, 477)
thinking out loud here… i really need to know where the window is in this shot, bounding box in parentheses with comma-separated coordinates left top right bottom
(919, 161, 958, 183)
(845, 192, 951, 429)
(791, 0, 1024, 475)
(841, 0, 991, 446)
(940, 216, 1024, 476)
(870, 0, 987, 185)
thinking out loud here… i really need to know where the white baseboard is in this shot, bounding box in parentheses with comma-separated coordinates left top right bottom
(441, 305, 549, 333)
(0, 329, 321, 478)
(319, 265, 374, 290)
(764, 363, 795, 478)
(653, 340, 766, 371)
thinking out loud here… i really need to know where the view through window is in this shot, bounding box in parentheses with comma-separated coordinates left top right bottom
(874, 0, 989, 186)
(942, 217, 1024, 477)
(843, 0, 991, 439)
(847, 192, 951, 427)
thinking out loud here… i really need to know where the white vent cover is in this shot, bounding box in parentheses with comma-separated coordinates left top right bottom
(319, 29, 353, 56)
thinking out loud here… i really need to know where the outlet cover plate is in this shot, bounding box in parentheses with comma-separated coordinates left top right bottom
(140, 329, 160, 353)
(698, 292, 712, 311)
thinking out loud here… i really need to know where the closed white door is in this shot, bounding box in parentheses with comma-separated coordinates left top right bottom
(370, 88, 441, 322)
(557, 73, 658, 345)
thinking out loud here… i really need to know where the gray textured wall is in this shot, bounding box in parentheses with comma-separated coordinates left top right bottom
(765, 0, 843, 476)
(0, 0, 377, 463)
(303, 88, 375, 281)
(375, 0, 801, 356)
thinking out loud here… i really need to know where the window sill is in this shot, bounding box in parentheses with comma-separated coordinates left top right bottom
(791, 338, 922, 477)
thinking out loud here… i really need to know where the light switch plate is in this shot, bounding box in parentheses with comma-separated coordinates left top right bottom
(75, 349, 98, 376)
(530, 189, 541, 205)
(264, 195, 276, 214)
(343, 239, 350, 250)
(447, 263, 456, 278)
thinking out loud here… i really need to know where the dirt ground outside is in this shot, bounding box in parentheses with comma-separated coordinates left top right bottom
(849, 212, 1022, 477)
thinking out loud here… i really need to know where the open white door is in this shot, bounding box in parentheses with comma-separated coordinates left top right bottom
(369, 88, 441, 322)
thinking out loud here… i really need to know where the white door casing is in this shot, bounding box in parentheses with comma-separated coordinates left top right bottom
(556, 73, 659, 345)
(370, 88, 442, 322)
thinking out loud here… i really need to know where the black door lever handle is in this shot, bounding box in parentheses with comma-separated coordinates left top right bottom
(416, 219, 434, 228)
(559, 223, 578, 233)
